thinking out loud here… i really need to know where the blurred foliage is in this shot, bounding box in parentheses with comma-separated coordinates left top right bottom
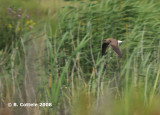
(0, 0, 47, 50)
(0, 7, 36, 50)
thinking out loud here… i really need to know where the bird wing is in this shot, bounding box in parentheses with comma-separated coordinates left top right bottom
(102, 43, 110, 56)
(110, 41, 122, 57)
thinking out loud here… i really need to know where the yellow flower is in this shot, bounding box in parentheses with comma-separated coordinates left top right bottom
(25, 20, 30, 25)
(8, 24, 12, 29)
(18, 27, 21, 32)
(32, 22, 36, 26)
(16, 27, 21, 32)
(25, 20, 35, 29)
(30, 22, 36, 27)
(29, 20, 33, 23)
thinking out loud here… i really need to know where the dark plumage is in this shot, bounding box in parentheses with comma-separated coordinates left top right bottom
(102, 38, 122, 58)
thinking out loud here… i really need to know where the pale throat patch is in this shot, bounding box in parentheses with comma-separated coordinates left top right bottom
(118, 40, 123, 44)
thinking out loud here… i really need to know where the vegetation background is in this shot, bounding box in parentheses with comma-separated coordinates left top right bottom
(0, 0, 160, 115)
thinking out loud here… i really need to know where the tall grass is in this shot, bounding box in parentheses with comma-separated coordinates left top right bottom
(0, 0, 160, 115)
(48, 0, 160, 114)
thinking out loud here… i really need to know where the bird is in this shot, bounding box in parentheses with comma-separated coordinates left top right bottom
(102, 38, 123, 57)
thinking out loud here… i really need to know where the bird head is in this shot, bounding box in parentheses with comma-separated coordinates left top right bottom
(118, 40, 123, 44)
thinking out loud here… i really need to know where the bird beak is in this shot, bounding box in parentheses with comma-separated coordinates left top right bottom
(118, 40, 123, 44)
